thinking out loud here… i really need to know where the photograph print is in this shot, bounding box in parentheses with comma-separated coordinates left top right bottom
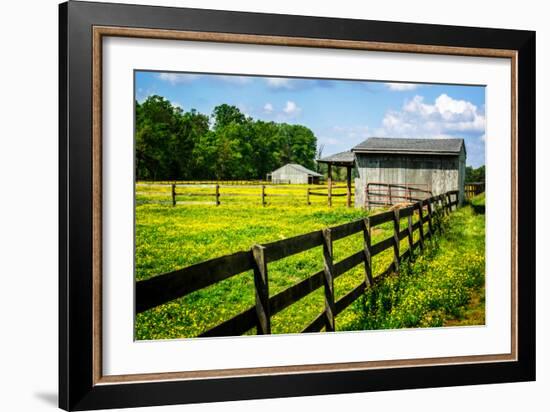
(134, 71, 487, 340)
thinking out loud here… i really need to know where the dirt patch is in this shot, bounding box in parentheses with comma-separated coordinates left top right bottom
(444, 287, 486, 327)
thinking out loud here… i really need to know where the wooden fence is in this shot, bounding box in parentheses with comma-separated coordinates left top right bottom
(136, 190, 460, 337)
(307, 185, 354, 207)
(365, 182, 433, 208)
(139, 179, 282, 185)
(465, 182, 485, 200)
(136, 183, 352, 207)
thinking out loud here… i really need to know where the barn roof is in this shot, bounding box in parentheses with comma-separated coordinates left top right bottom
(317, 151, 355, 166)
(352, 137, 465, 155)
(272, 163, 323, 177)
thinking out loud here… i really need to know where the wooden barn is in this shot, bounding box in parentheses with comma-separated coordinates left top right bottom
(319, 137, 466, 208)
(353, 137, 466, 208)
(268, 163, 323, 184)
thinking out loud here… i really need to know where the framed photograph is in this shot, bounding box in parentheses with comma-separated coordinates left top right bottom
(59, 1, 535, 410)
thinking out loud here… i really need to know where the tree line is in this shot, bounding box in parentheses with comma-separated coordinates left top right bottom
(136, 96, 317, 181)
(465, 165, 485, 183)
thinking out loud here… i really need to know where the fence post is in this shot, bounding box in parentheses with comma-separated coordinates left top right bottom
(392, 209, 400, 272)
(417, 202, 425, 251)
(252, 245, 271, 335)
(322, 228, 335, 332)
(171, 183, 176, 207)
(261, 185, 266, 207)
(362, 218, 374, 286)
(306, 187, 311, 205)
(215, 184, 220, 206)
(436, 196, 443, 233)
(328, 180, 332, 207)
(407, 211, 414, 259)
(388, 183, 392, 205)
(427, 199, 434, 236)
(346, 166, 352, 208)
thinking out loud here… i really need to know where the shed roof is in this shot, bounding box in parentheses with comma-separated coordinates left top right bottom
(317, 151, 355, 166)
(271, 163, 323, 177)
(352, 137, 465, 155)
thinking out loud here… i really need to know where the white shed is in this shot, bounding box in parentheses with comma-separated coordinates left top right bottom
(268, 163, 322, 184)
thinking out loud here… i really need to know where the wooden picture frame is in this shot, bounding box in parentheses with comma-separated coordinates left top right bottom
(59, 1, 535, 410)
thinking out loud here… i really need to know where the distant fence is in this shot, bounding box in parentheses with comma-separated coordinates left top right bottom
(136, 182, 352, 207)
(139, 180, 282, 185)
(307, 185, 354, 207)
(136, 190, 459, 337)
(465, 182, 485, 200)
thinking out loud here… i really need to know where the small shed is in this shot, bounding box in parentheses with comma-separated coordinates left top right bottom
(268, 163, 323, 184)
(352, 137, 466, 208)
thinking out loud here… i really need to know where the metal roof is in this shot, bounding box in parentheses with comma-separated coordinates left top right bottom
(271, 163, 323, 177)
(317, 151, 355, 165)
(352, 137, 465, 155)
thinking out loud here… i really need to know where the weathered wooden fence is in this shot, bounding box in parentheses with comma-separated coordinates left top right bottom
(307, 185, 355, 207)
(465, 182, 485, 200)
(136, 190, 459, 337)
(136, 183, 352, 207)
(365, 182, 433, 208)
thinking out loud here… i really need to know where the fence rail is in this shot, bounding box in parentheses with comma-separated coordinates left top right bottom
(137, 182, 353, 207)
(136, 190, 460, 337)
(365, 182, 433, 208)
(465, 182, 485, 200)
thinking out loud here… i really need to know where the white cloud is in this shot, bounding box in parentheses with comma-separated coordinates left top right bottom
(480, 133, 486, 142)
(266, 78, 294, 89)
(322, 137, 340, 145)
(263, 103, 274, 114)
(157, 73, 201, 84)
(377, 93, 485, 138)
(385, 82, 420, 91)
(282, 101, 302, 117)
(331, 125, 370, 140)
(217, 75, 252, 85)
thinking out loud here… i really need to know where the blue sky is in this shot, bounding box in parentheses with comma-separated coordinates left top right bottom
(135, 71, 486, 167)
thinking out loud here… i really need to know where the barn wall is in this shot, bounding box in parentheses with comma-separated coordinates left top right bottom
(354, 153, 463, 208)
(458, 150, 466, 205)
(271, 165, 309, 184)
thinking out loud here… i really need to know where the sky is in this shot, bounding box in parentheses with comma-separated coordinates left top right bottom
(135, 71, 486, 167)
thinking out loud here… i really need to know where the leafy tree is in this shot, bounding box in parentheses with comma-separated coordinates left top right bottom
(136, 96, 179, 180)
(465, 165, 485, 183)
(135, 96, 319, 181)
(212, 104, 246, 130)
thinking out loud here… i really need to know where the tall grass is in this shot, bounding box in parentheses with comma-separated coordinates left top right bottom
(342, 205, 485, 331)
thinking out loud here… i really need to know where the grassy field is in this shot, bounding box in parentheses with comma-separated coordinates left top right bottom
(136, 182, 354, 207)
(135, 183, 485, 340)
(343, 205, 485, 330)
(469, 192, 486, 214)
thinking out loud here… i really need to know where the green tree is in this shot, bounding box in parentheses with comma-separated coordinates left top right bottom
(136, 96, 179, 180)
(212, 104, 246, 130)
(465, 165, 485, 183)
(135, 97, 319, 181)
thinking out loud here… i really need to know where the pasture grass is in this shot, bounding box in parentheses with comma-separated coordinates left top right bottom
(343, 205, 485, 331)
(135, 183, 484, 340)
(135, 183, 395, 340)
